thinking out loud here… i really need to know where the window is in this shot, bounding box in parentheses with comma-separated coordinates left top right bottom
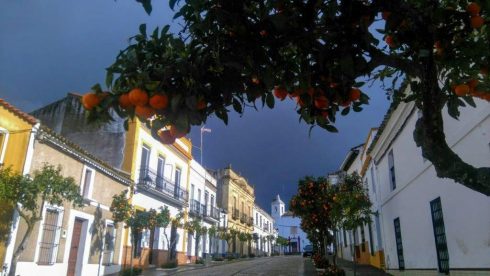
(368, 221, 374, 255)
(0, 130, 8, 164)
(174, 167, 181, 186)
(256, 213, 258, 225)
(211, 195, 215, 207)
(394, 217, 405, 270)
(38, 208, 62, 265)
(388, 150, 396, 190)
(360, 225, 366, 252)
(156, 155, 165, 188)
(102, 223, 116, 265)
(370, 166, 376, 194)
(343, 229, 347, 247)
(139, 146, 150, 181)
(81, 167, 94, 199)
(197, 189, 201, 203)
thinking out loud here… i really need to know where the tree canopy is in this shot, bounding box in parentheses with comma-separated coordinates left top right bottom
(84, 0, 490, 195)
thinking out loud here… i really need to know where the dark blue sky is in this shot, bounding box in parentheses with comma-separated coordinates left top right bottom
(0, 0, 390, 212)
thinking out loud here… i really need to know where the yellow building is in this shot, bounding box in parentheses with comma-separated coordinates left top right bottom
(215, 166, 255, 256)
(0, 99, 39, 269)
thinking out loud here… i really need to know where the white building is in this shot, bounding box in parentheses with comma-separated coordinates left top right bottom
(271, 195, 310, 253)
(252, 205, 276, 256)
(335, 98, 490, 274)
(186, 160, 220, 261)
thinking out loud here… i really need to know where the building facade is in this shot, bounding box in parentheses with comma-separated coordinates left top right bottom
(271, 195, 310, 253)
(215, 167, 255, 256)
(0, 99, 40, 275)
(186, 160, 220, 261)
(9, 127, 131, 276)
(335, 98, 490, 275)
(252, 205, 275, 256)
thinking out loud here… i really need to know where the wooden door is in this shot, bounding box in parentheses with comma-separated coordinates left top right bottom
(67, 218, 84, 276)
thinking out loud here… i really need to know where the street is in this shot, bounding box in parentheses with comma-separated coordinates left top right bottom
(154, 256, 316, 276)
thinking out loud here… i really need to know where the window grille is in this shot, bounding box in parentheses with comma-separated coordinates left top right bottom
(102, 224, 116, 265)
(38, 208, 62, 265)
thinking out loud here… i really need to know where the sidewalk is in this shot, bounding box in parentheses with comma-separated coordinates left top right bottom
(328, 257, 390, 276)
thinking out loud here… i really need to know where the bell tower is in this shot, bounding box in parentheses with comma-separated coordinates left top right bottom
(271, 194, 285, 220)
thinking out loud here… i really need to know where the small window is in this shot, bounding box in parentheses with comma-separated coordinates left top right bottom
(175, 167, 182, 186)
(81, 167, 94, 199)
(103, 223, 116, 265)
(388, 150, 396, 190)
(38, 208, 63, 265)
(0, 130, 8, 164)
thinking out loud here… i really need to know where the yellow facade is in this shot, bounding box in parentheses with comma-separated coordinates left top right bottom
(0, 99, 37, 267)
(217, 167, 255, 256)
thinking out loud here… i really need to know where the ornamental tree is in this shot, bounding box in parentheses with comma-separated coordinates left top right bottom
(184, 217, 207, 260)
(85, 0, 490, 195)
(290, 176, 333, 257)
(0, 164, 83, 276)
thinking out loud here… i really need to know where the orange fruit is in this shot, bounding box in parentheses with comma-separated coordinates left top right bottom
(119, 93, 132, 109)
(251, 76, 260, 85)
(349, 88, 362, 101)
(129, 88, 149, 106)
(196, 99, 207, 110)
(135, 105, 155, 119)
(259, 30, 268, 37)
(467, 3, 481, 16)
(382, 11, 391, 20)
(169, 125, 188, 138)
(340, 100, 351, 107)
(468, 79, 479, 91)
(273, 86, 288, 101)
(454, 84, 470, 96)
(314, 96, 329, 109)
(306, 87, 315, 96)
(385, 35, 396, 48)
(471, 16, 485, 28)
(149, 93, 169, 110)
(158, 130, 176, 145)
(82, 92, 101, 110)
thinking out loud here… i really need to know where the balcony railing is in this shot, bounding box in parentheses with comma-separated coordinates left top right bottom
(240, 213, 248, 224)
(190, 199, 205, 217)
(137, 168, 188, 204)
(206, 205, 220, 221)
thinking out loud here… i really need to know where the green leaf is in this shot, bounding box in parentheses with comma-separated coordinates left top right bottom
(136, 0, 152, 15)
(161, 25, 170, 36)
(105, 72, 114, 88)
(266, 93, 275, 109)
(321, 124, 338, 133)
(341, 107, 350, 116)
(232, 98, 243, 113)
(139, 24, 147, 36)
(169, 0, 178, 10)
(216, 109, 229, 125)
(91, 83, 102, 93)
(462, 96, 476, 108)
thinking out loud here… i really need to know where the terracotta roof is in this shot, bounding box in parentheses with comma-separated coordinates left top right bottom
(0, 98, 38, 125)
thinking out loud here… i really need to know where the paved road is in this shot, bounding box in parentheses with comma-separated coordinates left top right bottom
(172, 256, 316, 276)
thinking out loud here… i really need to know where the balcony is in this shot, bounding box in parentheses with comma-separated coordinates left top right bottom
(247, 218, 254, 227)
(204, 205, 220, 222)
(190, 199, 205, 217)
(136, 168, 188, 206)
(240, 213, 248, 224)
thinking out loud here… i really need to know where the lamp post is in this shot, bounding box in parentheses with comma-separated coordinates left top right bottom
(200, 126, 211, 165)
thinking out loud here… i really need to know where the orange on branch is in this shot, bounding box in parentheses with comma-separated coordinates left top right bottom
(118, 93, 132, 109)
(467, 2, 481, 16)
(471, 16, 485, 28)
(385, 35, 396, 48)
(196, 99, 207, 110)
(454, 84, 470, 96)
(149, 93, 169, 110)
(382, 11, 391, 20)
(349, 88, 362, 101)
(251, 75, 260, 85)
(82, 92, 101, 110)
(468, 79, 479, 91)
(169, 125, 188, 139)
(314, 96, 329, 109)
(135, 105, 155, 119)
(158, 130, 176, 145)
(129, 88, 149, 106)
(273, 86, 288, 101)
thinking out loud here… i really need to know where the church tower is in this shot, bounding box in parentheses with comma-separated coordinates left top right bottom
(271, 194, 285, 220)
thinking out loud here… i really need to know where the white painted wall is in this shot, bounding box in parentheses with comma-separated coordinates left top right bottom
(372, 100, 490, 270)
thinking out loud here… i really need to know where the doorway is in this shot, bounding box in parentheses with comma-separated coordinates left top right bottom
(67, 218, 86, 276)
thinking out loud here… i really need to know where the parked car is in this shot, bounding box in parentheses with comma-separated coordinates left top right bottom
(303, 244, 313, 257)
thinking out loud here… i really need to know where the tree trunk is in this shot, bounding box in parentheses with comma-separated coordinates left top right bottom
(8, 222, 34, 276)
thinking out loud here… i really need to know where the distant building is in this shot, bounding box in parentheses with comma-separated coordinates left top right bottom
(271, 195, 310, 253)
(252, 204, 276, 256)
(214, 166, 255, 256)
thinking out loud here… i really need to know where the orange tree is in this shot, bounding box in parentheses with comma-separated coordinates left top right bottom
(86, 0, 490, 195)
(290, 176, 332, 257)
